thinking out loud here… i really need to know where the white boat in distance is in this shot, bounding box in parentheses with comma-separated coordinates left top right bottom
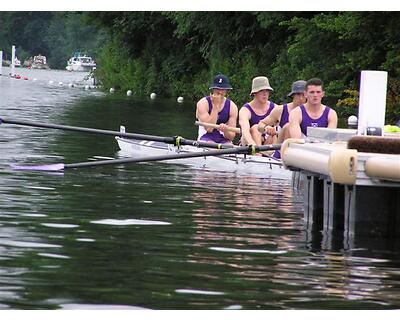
(66, 52, 96, 72)
(116, 127, 291, 179)
(14, 57, 21, 67)
(31, 55, 50, 69)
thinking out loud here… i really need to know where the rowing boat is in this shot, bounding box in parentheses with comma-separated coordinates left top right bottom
(115, 126, 291, 179)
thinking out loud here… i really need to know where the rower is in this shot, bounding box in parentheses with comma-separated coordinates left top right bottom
(289, 77, 338, 138)
(257, 80, 307, 158)
(195, 74, 239, 144)
(239, 76, 277, 146)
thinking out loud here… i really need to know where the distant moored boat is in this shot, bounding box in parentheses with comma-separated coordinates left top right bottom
(28, 54, 50, 69)
(66, 52, 96, 72)
(14, 57, 21, 67)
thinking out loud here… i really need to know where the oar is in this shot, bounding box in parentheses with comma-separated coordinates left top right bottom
(195, 121, 241, 134)
(11, 144, 282, 172)
(0, 117, 234, 150)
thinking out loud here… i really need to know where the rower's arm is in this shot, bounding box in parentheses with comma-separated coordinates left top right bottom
(221, 102, 238, 141)
(258, 105, 281, 133)
(196, 98, 219, 133)
(328, 108, 338, 128)
(288, 107, 303, 139)
(239, 107, 257, 145)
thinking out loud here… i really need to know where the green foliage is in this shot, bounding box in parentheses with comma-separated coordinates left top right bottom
(2, 11, 400, 123)
(337, 89, 359, 118)
(89, 11, 400, 123)
(0, 12, 105, 69)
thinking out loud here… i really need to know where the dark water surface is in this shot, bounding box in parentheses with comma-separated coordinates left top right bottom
(0, 68, 400, 310)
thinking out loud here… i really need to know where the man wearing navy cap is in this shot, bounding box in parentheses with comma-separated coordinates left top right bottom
(258, 80, 307, 142)
(196, 74, 238, 144)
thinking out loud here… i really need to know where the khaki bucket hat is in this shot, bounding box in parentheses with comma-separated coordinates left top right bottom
(250, 76, 274, 94)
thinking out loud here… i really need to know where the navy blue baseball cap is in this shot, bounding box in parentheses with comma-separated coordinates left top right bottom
(209, 74, 233, 90)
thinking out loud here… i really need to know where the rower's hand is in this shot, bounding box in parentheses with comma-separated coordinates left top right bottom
(219, 123, 227, 132)
(265, 126, 277, 136)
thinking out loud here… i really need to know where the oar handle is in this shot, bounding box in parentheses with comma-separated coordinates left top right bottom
(195, 121, 241, 134)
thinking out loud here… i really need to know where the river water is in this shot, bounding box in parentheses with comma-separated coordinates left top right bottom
(0, 67, 400, 311)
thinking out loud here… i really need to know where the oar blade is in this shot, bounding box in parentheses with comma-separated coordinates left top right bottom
(10, 163, 65, 171)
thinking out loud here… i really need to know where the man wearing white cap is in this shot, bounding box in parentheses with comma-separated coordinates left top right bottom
(239, 76, 276, 146)
(196, 74, 239, 144)
(258, 80, 307, 146)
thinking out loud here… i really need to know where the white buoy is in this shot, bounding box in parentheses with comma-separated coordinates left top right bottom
(84, 85, 90, 90)
(127, 90, 132, 96)
(33, 78, 37, 81)
(177, 96, 184, 103)
(110, 87, 115, 93)
(347, 115, 358, 129)
(58, 81, 63, 86)
(68, 83, 74, 88)
(48, 80, 54, 85)
(150, 92, 157, 99)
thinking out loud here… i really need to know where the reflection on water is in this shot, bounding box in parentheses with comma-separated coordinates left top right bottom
(0, 69, 400, 309)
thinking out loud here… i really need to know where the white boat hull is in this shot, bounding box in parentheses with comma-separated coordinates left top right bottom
(66, 54, 96, 72)
(66, 63, 95, 72)
(115, 137, 292, 179)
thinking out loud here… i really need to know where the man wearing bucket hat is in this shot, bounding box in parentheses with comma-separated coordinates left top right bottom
(196, 74, 239, 144)
(239, 76, 277, 146)
(289, 78, 338, 138)
(258, 80, 307, 146)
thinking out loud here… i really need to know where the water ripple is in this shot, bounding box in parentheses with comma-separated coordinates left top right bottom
(209, 247, 288, 254)
(91, 218, 171, 226)
(175, 289, 225, 295)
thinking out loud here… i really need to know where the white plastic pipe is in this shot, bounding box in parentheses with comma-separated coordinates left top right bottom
(365, 156, 400, 182)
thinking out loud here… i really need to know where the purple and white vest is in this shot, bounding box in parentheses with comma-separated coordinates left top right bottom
(243, 101, 275, 127)
(299, 104, 330, 136)
(279, 104, 289, 128)
(197, 96, 231, 143)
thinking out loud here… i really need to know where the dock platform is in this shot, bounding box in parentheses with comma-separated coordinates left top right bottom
(283, 127, 400, 238)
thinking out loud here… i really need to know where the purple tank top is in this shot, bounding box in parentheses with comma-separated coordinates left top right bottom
(279, 104, 289, 128)
(199, 96, 231, 143)
(244, 102, 275, 127)
(206, 96, 230, 124)
(300, 104, 330, 136)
